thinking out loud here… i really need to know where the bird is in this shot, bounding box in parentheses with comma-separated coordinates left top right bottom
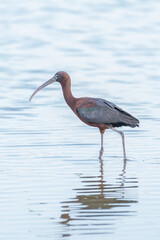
(29, 71, 139, 159)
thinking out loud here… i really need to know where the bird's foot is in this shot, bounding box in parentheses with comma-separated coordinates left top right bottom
(99, 148, 104, 159)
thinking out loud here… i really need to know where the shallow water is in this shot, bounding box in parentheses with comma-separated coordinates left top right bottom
(0, 0, 160, 239)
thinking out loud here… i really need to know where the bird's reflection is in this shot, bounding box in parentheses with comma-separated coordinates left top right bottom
(60, 158, 138, 236)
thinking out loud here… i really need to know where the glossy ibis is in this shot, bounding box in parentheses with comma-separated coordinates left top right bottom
(29, 71, 139, 159)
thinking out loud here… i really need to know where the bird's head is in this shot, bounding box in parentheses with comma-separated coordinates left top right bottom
(29, 71, 70, 102)
(53, 71, 70, 83)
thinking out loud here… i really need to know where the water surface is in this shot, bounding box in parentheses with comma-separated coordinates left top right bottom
(0, 0, 160, 239)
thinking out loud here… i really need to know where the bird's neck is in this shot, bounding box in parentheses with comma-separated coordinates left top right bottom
(60, 81, 77, 112)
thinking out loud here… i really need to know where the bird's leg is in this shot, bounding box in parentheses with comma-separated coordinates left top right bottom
(99, 129, 105, 159)
(110, 128, 126, 160)
(100, 132, 104, 152)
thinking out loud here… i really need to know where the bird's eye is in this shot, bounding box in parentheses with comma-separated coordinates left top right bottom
(55, 74, 59, 80)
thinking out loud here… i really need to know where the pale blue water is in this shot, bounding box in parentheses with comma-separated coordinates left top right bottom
(0, 0, 160, 239)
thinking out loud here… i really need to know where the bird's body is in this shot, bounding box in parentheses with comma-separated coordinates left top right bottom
(29, 71, 139, 159)
(76, 97, 139, 129)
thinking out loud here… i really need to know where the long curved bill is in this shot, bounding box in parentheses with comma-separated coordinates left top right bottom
(29, 77, 56, 102)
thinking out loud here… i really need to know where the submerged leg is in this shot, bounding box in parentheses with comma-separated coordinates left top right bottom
(109, 127, 126, 160)
(99, 129, 105, 159)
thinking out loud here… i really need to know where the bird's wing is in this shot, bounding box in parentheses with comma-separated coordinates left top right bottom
(77, 98, 139, 128)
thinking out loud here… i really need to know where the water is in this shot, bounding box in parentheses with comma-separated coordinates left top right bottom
(0, 0, 160, 239)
